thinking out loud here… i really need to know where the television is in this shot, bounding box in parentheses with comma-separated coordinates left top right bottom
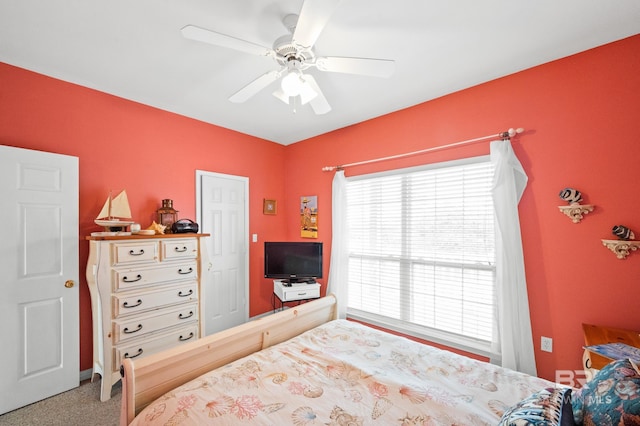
(264, 241, 323, 283)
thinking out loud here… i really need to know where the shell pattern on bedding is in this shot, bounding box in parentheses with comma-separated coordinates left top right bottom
(130, 320, 554, 425)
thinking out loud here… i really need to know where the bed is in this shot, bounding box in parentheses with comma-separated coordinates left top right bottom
(120, 295, 576, 425)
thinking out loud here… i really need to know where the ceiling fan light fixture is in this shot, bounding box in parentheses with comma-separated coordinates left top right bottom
(273, 79, 317, 107)
(281, 71, 305, 96)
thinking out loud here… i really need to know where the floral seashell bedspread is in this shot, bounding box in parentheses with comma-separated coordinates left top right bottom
(130, 320, 554, 425)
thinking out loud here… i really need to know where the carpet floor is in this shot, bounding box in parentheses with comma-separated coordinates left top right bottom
(0, 380, 121, 426)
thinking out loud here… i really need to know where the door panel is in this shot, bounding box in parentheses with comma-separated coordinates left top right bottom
(23, 298, 62, 376)
(197, 171, 248, 335)
(22, 203, 62, 276)
(0, 145, 79, 415)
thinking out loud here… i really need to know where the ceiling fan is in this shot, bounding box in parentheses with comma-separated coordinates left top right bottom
(181, 0, 395, 114)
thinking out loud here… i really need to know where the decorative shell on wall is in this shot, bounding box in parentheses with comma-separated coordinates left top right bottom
(557, 187, 594, 223)
(603, 225, 640, 259)
(612, 225, 635, 241)
(558, 188, 583, 204)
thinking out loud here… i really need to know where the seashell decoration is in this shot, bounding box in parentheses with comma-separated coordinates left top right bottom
(558, 187, 583, 204)
(146, 220, 166, 235)
(557, 187, 593, 223)
(612, 225, 635, 241)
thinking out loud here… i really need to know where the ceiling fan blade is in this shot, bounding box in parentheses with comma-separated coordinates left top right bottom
(315, 56, 395, 78)
(181, 25, 272, 57)
(304, 74, 331, 115)
(229, 70, 281, 103)
(292, 0, 342, 48)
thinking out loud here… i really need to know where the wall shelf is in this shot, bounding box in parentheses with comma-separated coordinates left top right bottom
(601, 239, 640, 259)
(558, 203, 594, 223)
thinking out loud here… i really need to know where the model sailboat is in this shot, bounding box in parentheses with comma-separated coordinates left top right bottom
(94, 190, 134, 229)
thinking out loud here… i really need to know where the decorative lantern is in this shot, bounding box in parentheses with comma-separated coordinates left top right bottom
(157, 199, 178, 233)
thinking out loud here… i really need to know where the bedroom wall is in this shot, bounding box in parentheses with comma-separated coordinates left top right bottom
(0, 62, 289, 372)
(1, 33, 638, 381)
(282, 34, 640, 381)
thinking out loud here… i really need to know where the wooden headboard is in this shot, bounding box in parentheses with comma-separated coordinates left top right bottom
(120, 294, 337, 425)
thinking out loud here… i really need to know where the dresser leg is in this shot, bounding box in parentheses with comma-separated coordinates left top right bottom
(100, 380, 112, 402)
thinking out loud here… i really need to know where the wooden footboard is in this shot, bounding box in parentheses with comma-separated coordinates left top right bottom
(120, 294, 337, 425)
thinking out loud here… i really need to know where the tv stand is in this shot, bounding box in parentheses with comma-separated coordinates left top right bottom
(273, 280, 320, 311)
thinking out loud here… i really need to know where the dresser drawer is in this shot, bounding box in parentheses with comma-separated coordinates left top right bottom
(112, 242, 158, 265)
(113, 282, 198, 318)
(161, 239, 198, 261)
(113, 302, 198, 344)
(114, 323, 199, 371)
(113, 261, 198, 291)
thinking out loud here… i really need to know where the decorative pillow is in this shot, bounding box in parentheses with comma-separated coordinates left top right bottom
(499, 386, 575, 426)
(572, 358, 640, 425)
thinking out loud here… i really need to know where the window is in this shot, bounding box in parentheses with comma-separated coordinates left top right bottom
(346, 156, 495, 356)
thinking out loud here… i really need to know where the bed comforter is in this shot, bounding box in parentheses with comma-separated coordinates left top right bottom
(129, 319, 553, 425)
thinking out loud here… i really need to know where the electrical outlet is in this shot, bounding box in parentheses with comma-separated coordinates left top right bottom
(541, 336, 553, 353)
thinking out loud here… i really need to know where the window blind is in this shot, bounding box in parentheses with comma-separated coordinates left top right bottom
(346, 156, 495, 352)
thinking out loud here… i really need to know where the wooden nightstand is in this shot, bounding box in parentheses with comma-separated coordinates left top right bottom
(582, 323, 640, 381)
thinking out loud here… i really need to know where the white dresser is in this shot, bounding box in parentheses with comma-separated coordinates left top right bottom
(86, 234, 209, 401)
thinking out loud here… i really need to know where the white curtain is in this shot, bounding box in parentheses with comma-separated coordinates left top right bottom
(490, 139, 537, 376)
(327, 170, 348, 319)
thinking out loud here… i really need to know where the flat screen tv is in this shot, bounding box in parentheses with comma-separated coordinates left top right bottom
(264, 241, 323, 283)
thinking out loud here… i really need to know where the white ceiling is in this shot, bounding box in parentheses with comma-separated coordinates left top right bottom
(1, 1, 639, 145)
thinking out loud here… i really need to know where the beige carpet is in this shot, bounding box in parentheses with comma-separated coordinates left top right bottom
(0, 380, 121, 426)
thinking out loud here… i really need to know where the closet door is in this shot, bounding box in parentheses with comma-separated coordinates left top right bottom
(196, 171, 249, 335)
(0, 145, 79, 414)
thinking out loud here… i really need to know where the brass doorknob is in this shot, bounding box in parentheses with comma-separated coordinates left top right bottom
(64, 280, 75, 288)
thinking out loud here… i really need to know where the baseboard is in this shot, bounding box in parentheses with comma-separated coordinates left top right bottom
(80, 368, 93, 382)
(249, 306, 289, 322)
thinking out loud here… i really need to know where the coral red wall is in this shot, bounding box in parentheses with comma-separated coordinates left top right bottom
(0, 63, 289, 372)
(284, 34, 640, 381)
(2, 34, 639, 381)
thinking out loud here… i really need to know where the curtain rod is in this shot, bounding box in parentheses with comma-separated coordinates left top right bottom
(321, 127, 524, 172)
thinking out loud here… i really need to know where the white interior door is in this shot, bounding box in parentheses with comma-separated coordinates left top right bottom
(196, 171, 249, 335)
(0, 145, 79, 415)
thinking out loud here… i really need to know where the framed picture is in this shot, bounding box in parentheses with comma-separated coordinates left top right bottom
(263, 199, 277, 215)
(300, 195, 318, 238)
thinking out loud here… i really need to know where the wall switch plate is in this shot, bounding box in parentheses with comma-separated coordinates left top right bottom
(541, 336, 553, 352)
(252, 234, 258, 242)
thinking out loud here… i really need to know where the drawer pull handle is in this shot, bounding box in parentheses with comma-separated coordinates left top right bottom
(179, 311, 194, 319)
(178, 289, 194, 297)
(122, 274, 142, 283)
(123, 299, 142, 308)
(123, 324, 143, 334)
(174, 246, 188, 253)
(179, 332, 195, 341)
(129, 249, 145, 256)
(124, 348, 143, 359)
(178, 267, 193, 275)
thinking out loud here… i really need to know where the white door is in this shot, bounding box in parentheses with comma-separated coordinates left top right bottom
(0, 145, 79, 414)
(196, 171, 249, 335)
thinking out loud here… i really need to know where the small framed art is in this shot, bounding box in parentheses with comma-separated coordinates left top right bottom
(300, 195, 318, 238)
(263, 199, 277, 215)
